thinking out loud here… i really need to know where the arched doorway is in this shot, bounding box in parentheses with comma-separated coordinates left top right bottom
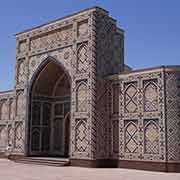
(28, 59, 71, 157)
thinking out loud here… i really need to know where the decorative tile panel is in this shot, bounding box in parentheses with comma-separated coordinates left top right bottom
(0, 100, 8, 120)
(0, 125, 6, 150)
(124, 120, 138, 153)
(16, 91, 25, 117)
(143, 79, 158, 112)
(7, 125, 13, 147)
(28, 46, 73, 81)
(110, 71, 165, 161)
(17, 59, 26, 84)
(18, 40, 26, 53)
(9, 99, 15, 120)
(112, 120, 119, 153)
(30, 25, 73, 51)
(77, 20, 88, 38)
(76, 81, 88, 112)
(14, 122, 23, 151)
(75, 119, 88, 152)
(144, 119, 159, 154)
(112, 83, 119, 114)
(77, 42, 88, 73)
(124, 82, 138, 113)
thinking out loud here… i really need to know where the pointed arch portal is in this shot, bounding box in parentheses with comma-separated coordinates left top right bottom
(28, 58, 71, 157)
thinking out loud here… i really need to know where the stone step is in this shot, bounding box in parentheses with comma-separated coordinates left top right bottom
(14, 157, 70, 167)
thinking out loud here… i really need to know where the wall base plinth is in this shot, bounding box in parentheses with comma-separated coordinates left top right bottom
(70, 159, 97, 168)
(7, 154, 25, 160)
(70, 159, 118, 168)
(118, 160, 180, 172)
(70, 159, 180, 172)
(0, 152, 25, 160)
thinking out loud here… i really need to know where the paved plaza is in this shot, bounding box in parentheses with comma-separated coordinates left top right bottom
(0, 159, 180, 180)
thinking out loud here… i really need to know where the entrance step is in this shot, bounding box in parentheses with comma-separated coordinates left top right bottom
(14, 157, 70, 167)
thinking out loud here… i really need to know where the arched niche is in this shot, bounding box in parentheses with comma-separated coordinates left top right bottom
(28, 57, 71, 157)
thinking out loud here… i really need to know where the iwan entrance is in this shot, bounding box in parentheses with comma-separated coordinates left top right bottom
(28, 59, 71, 157)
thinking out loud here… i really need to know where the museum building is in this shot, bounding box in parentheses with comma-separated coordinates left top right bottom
(0, 7, 180, 172)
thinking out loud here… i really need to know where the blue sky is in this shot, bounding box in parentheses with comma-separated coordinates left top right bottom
(0, 0, 180, 91)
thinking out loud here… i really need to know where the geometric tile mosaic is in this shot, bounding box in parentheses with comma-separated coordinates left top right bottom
(144, 119, 159, 154)
(76, 82, 88, 112)
(77, 43, 88, 73)
(124, 82, 138, 113)
(124, 120, 138, 153)
(75, 119, 88, 152)
(143, 80, 158, 112)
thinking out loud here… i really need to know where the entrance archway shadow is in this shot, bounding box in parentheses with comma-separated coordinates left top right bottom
(27, 56, 71, 158)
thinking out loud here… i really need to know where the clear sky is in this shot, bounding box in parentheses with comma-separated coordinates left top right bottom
(0, 0, 180, 91)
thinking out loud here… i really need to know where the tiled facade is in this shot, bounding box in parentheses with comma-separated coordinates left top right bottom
(109, 69, 166, 161)
(0, 7, 179, 172)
